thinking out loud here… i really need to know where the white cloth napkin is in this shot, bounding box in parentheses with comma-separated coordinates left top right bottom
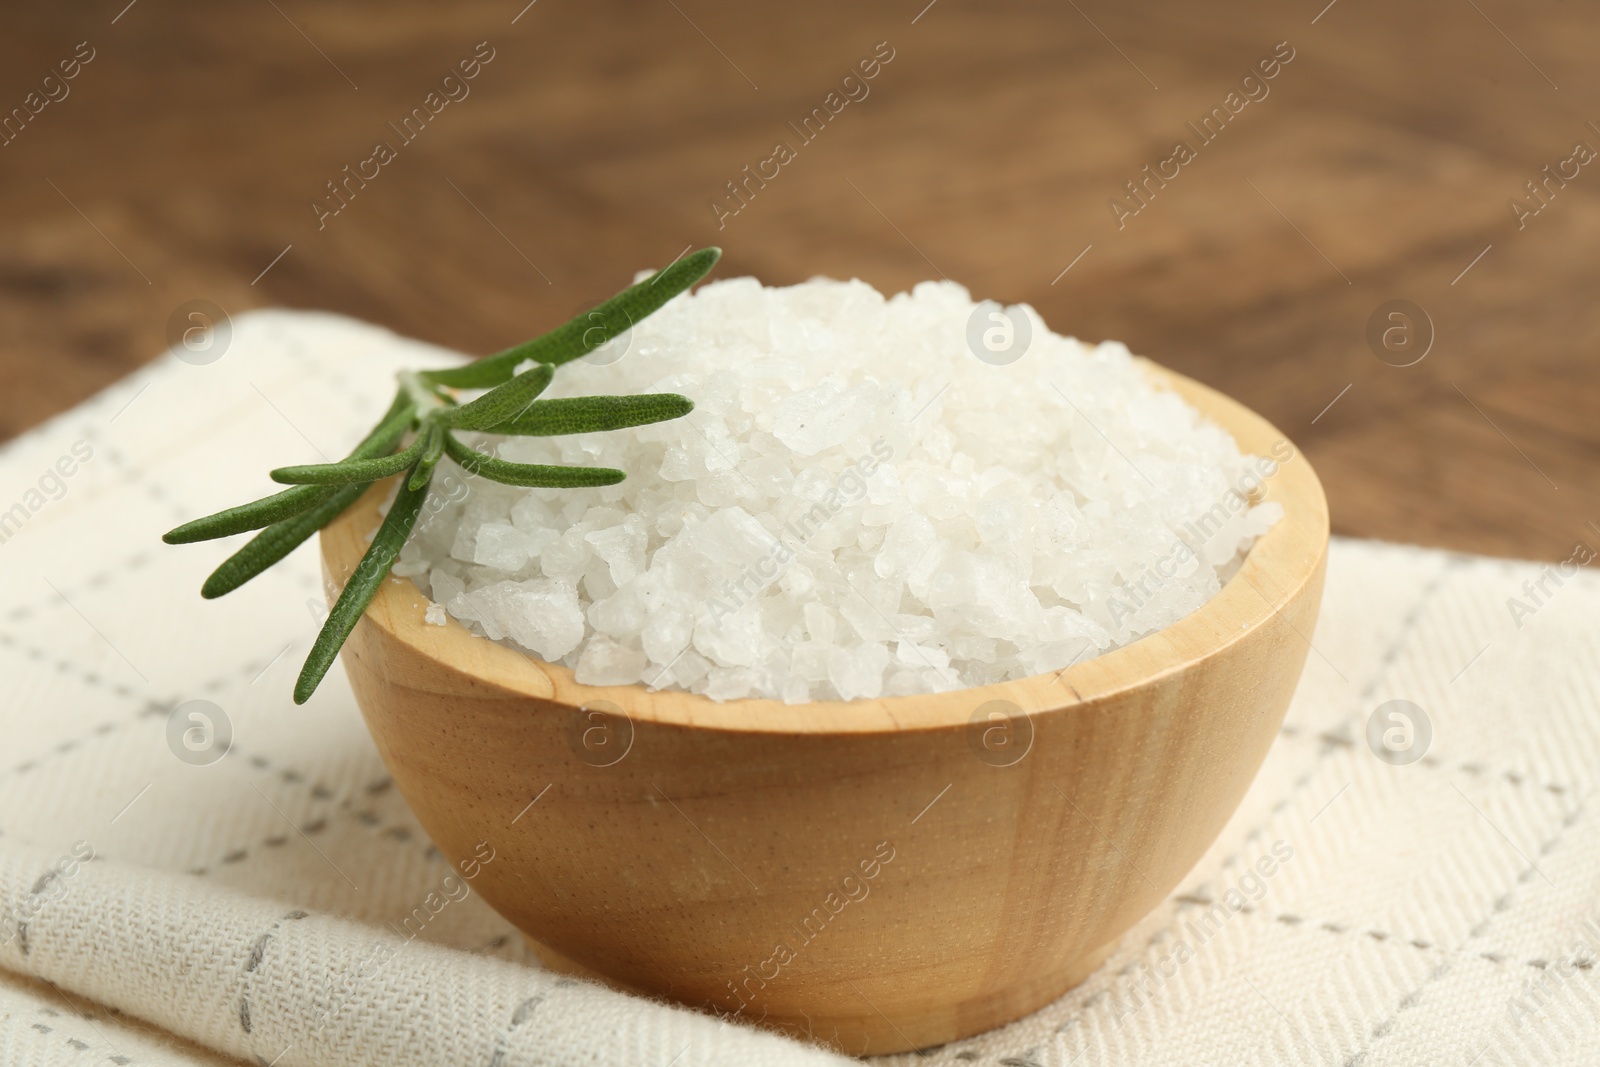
(0, 311, 1595, 1067)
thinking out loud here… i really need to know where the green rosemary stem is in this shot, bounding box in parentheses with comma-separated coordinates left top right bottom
(164, 247, 722, 703)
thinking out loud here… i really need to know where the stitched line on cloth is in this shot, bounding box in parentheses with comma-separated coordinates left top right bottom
(14, 867, 64, 957)
(0, 616, 438, 871)
(1005, 561, 1461, 1050)
(0, 631, 145, 707)
(0, 642, 315, 787)
(1213, 557, 1463, 876)
(23, 1005, 135, 1064)
(485, 978, 580, 1067)
(3, 547, 157, 627)
(1345, 800, 1592, 1065)
(187, 777, 442, 877)
(90, 428, 191, 525)
(0, 641, 373, 847)
(1277, 725, 1579, 798)
(228, 753, 394, 812)
(1166, 896, 1600, 974)
(238, 909, 310, 1037)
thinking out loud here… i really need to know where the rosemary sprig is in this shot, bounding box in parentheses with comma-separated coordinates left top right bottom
(164, 247, 720, 704)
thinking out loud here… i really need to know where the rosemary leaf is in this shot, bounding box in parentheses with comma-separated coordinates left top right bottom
(407, 423, 446, 491)
(163, 485, 333, 545)
(437, 364, 554, 431)
(271, 435, 426, 486)
(200, 482, 369, 599)
(443, 432, 625, 488)
(487, 394, 694, 437)
(423, 247, 720, 388)
(294, 473, 429, 704)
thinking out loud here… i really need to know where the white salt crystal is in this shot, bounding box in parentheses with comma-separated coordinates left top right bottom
(473, 522, 537, 572)
(828, 643, 890, 701)
(588, 581, 647, 638)
(412, 274, 1280, 702)
(885, 668, 934, 697)
(875, 513, 936, 580)
(586, 515, 647, 586)
(508, 502, 549, 539)
(773, 381, 878, 455)
(468, 579, 584, 661)
(694, 603, 766, 668)
(802, 602, 837, 645)
(539, 528, 591, 582)
(782, 673, 813, 704)
(424, 602, 447, 626)
(640, 600, 693, 663)
(656, 649, 710, 690)
(704, 666, 764, 701)
(574, 635, 648, 686)
(895, 640, 950, 674)
(429, 570, 466, 606)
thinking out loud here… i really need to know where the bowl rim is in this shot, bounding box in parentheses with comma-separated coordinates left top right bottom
(320, 359, 1329, 736)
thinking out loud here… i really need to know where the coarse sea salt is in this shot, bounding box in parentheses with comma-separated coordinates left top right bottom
(391, 275, 1284, 703)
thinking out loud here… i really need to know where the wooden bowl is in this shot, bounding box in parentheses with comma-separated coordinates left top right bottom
(320, 361, 1327, 1056)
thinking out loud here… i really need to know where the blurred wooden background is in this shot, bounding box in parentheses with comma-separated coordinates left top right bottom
(0, 0, 1594, 560)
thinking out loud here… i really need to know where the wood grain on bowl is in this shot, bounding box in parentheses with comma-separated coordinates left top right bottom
(319, 361, 1328, 1055)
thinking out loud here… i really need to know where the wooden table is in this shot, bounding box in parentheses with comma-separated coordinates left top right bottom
(2, 0, 1594, 560)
